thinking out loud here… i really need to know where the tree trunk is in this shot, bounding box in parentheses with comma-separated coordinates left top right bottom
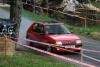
(10, 0, 22, 35)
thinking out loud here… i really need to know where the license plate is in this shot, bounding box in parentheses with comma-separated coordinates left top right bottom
(65, 45, 75, 48)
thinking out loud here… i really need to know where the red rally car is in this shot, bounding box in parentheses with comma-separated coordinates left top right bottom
(26, 20, 82, 52)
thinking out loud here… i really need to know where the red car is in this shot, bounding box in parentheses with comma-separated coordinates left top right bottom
(26, 21, 82, 52)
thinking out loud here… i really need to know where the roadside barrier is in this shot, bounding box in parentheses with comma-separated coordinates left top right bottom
(16, 37, 100, 54)
(19, 37, 100, 63)
(8, 35, 100, 54)
(8, 36, 100, 64)
(11, 38, 96, 67)
(8, 37, 96, 67)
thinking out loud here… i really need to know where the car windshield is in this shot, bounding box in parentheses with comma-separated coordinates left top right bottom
(45, 24, 71, 34)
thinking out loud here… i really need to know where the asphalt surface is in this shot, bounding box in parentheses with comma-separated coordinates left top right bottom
(62, 36, 100, 67)
(0, 7, 100, 67)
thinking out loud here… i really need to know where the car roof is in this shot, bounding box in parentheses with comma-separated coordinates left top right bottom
(34, 20, 64, 25)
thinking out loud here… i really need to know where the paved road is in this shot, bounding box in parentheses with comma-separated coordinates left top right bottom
(63, 36, 100, 67)
(81, 36, 100, 66)
(0, 8, 100, 67)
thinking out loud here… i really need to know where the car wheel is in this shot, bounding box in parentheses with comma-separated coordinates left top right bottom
(46, 46, 53, 52)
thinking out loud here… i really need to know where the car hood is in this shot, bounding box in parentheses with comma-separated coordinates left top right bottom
(48, 34, 80, 43)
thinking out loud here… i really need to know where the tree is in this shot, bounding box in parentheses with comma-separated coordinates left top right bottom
(10, 0, 22, 36)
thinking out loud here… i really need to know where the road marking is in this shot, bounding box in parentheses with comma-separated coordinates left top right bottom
(83, 54, 100, 63)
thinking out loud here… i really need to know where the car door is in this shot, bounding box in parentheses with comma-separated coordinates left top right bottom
(32, 23, 49, 48)
(31, 23, 44, 41)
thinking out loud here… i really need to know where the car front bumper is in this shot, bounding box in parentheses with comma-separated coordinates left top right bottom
(53, 45, 82, 53)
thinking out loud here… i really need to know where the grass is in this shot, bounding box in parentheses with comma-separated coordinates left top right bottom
(22, 9, 51, 21)
(0, 51, 75, 67)
(67, 24, 100, 40)
(67, 25, 100, 34)
(66, 24, 100, 40)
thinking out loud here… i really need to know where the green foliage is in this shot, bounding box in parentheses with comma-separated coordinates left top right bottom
(67, 25, 100, 38)
(22, 9, 51, 21)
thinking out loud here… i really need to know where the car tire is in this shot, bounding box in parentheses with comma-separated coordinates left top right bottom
(46, 46, 54, 52)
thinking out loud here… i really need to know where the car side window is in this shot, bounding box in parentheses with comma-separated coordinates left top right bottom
(33, 24, 44, 33)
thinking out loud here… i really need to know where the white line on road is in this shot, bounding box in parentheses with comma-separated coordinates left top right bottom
(83, 54, 100, 63)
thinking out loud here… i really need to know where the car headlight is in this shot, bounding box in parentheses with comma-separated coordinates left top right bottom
(56, 42, 62, 46)
(76, 40, 82, 44)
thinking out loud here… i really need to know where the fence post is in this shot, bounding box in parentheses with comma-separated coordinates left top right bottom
(84, 16, 87, 30)
(81, 47, 84, 67)
(4, 35, 7, 56)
